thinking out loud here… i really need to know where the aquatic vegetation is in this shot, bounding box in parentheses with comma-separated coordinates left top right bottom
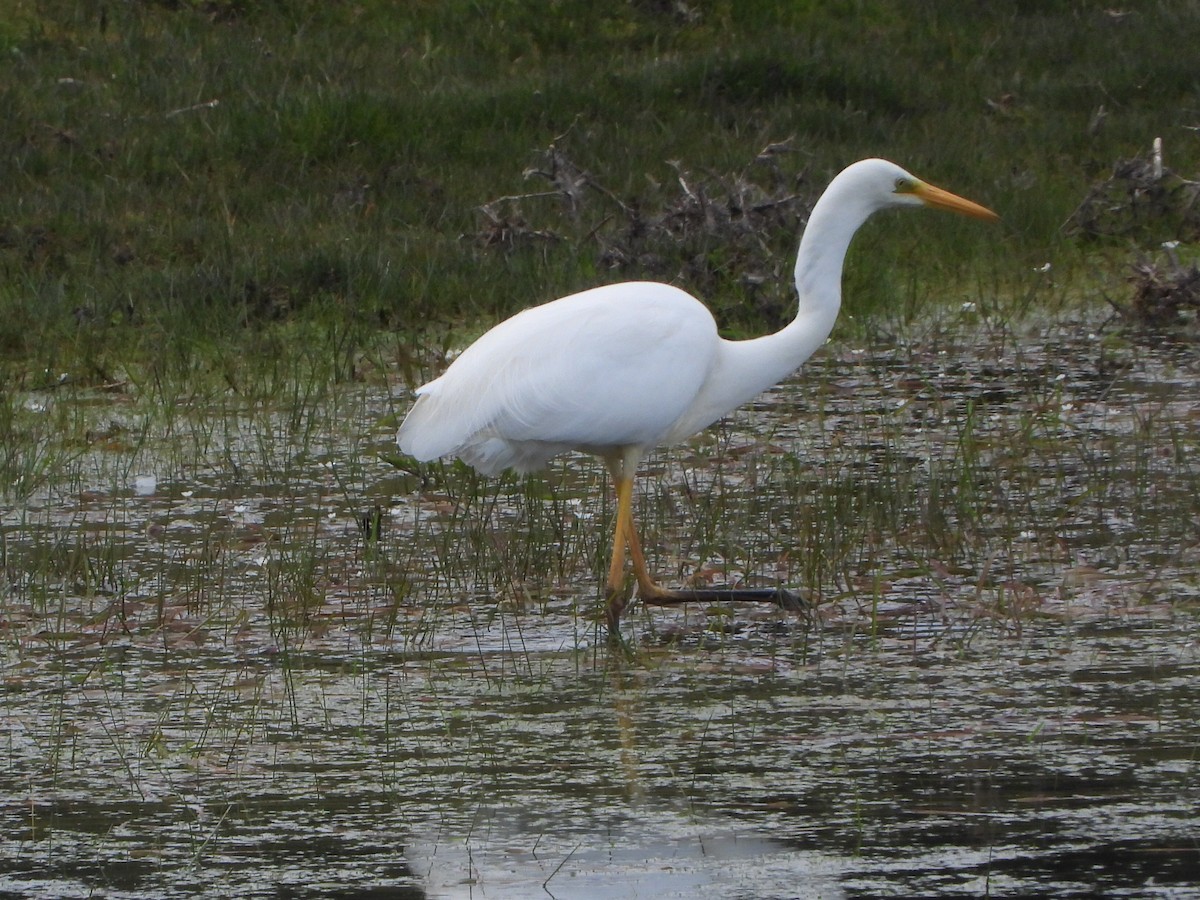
(2, 320, 1199, 896)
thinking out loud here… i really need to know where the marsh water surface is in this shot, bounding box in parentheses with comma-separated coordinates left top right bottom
(2, 317, 1199, 897)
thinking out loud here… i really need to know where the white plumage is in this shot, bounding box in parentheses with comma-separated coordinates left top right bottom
(399, 282, 717, 473)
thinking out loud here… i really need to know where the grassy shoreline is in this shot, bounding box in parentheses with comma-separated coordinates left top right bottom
(1, 2, 1198, 387)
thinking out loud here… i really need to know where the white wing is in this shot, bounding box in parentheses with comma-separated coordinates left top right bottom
(397, 282, 719, 474)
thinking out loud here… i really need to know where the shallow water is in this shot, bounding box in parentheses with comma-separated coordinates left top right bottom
(2, 319, 1199, 897)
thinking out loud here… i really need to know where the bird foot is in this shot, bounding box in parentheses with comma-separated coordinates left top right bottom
(641, 585, 811, 614)
(604, 586, 633, 637)
(604, 584, 811, 636)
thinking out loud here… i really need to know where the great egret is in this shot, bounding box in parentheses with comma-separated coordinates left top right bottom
(398, 158, 997, 630)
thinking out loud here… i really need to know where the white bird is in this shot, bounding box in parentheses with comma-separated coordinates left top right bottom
(398, 158, 998, 631)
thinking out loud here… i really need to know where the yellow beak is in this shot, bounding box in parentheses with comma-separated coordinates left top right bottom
(914, 181, 1000, 222)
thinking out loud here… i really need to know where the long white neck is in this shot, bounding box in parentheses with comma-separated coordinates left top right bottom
(666, 165, 885, 441)
(788, 167, 883, 350)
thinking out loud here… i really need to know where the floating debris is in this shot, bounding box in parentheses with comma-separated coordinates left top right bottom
(1067, 139, 1200, 241)
(1126, 252, 1200, 328)
(1070, 140, 1200, 331)
(477, 135, 815, 326)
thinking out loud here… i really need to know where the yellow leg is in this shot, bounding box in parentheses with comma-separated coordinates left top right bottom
(605, 474, 635, 630)
(624, 505, 668, 599)
(605, 464, 677, 632)
(602, 451, 807, 628)
(606, 474, 633, 595)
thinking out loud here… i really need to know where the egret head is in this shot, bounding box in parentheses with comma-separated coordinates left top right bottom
(887, 161, 998, 221)
(836, 159, 999, 221)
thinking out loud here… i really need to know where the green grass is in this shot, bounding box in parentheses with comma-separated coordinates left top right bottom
(1, 1, 1199, 385)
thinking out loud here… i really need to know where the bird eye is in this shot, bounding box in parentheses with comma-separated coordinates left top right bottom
(894, 177, 915, 194)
